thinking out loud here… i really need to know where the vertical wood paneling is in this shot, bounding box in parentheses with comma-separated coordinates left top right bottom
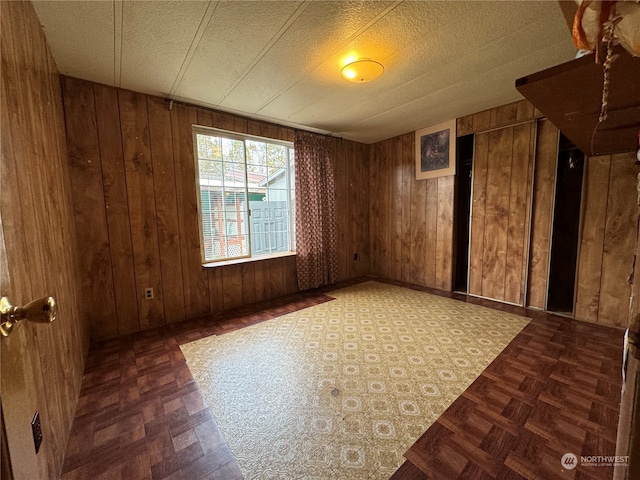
(473, 110, 491, 132)
(378, 142, 391, 278)
(234, 116, 249, 134)
(241, 263, 257, 305)
(516, 100, 536, 122)
(2, 9, 51, 477)
(481, 127, 513, 301)
(355, 141, 370, 278)
(436, 175, 454, 290)
(171, 104, 210, 318)
(598, 153, 637, 326)
(489, 103, 518, 129)
(1, 2, 88, 478)
(410, 172, 427, 286)
(521, 129, 537, 304)
(1, 20, 34, 303)
(45, 18, 88, 429)
(52, 80, 351, 342)
(457, 115, 474, 136)
(93, 83, 139, 335)
(468, 132, 489, 295)
(527, 119, 558, 309)
(283, 256, 298, 294)
(367, 131, 455, 291)
(360, 144, 371, 275)
(197, 107, 214, 127)
(62, 77, 119, 339)
(147, 97, 186, 324)
(504, 123, 534, 304)
(424, 179, 438, 287)
(208, 267, 224, 313)
(369, 145, 380, 275)
(574, 152, 637, 327)
(270, 257, 286, 299)
(345, 141, 357, 279)
(119, 90, 165, 329)
(574, 156, 611, 322)
(18, 13, 80, 463)
(367, 131, 454, 291)
(254, 260, 272, 302)
(334, 139, 369, 281)
(400, 134, 414, 283)
(370, 143, 382, 275)
(222, 264, 243, 310)
(468, 118, 538, 305)
(391, 138, 404, 280)
(358, 99, 633, 325)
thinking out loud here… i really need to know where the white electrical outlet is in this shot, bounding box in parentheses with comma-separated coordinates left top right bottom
(144, 287, 154, 300)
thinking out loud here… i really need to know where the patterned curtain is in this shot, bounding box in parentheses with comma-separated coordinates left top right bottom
(294, 130, 338, 290)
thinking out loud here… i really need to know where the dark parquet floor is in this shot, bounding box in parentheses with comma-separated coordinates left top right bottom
(397, 311, 624, 480)
(61, 278, 624, 480)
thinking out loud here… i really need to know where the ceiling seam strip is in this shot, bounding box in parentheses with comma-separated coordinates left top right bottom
(113, 0, 123, 87)
(168, 1, 219, 100)
(256, 0, 404, 115)
(219, 0, 313, 104)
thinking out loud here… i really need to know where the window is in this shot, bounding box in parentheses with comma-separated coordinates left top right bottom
(193, 127, 296, 263)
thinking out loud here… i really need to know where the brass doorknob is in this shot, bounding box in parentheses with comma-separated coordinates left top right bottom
(0, 296, 56, 337)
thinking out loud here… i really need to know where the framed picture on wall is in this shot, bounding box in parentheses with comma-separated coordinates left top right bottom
(415, 120, 456, 180)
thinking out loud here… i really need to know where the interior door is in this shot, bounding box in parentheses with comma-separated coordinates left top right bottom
(0, 207, 42, 479)
(467, 123, 535, 305)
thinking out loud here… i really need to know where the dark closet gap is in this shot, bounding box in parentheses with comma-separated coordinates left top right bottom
(453, 134, 474, 293)
(546, 133, 584, 314)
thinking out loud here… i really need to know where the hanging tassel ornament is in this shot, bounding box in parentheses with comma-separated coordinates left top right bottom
(572, 1, 640, 59)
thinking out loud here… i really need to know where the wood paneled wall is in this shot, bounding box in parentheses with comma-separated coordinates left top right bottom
(460, 100, 637, 325)
(468, 122, 536, 305)
(368, 133, 454, 291)
(575, 152, 638, 327)
(460, 101, 545, 306)
(526, 119, 559, 309)
(61, 78, 370, 341)
(0, 2, 89, 479)
(334, 138, 370, 281)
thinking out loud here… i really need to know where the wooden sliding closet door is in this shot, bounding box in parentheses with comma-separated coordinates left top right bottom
(468, 122, 535, 304)
(526, 119, 559, 309)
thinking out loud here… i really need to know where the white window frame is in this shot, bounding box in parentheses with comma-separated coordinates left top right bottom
(193, 126, 295, 265)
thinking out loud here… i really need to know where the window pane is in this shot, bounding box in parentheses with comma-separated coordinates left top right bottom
(197, 134, 221, 161)
(220, 138, 244, 163)
(246, 140, 266, 166)
(223, 162, 246, 187)
(195, 128, 294, 262)
(266, 144, 286, 169)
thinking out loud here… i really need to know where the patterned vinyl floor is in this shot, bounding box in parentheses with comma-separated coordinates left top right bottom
(181, 281, 530, 479)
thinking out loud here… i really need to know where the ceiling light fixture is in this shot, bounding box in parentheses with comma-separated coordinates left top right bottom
(341, 58, 384, 83)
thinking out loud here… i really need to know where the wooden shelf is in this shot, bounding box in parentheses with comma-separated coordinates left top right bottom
(516, 46, 640, 156)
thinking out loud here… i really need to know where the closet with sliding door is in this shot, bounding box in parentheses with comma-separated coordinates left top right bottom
(459, 104, 584, 311)
(457, 100, 634, 323)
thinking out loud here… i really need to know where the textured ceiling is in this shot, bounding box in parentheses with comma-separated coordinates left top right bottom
(32, 1, 576, 144)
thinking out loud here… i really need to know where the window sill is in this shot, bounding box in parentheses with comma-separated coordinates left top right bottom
(202, 251, 296, 268)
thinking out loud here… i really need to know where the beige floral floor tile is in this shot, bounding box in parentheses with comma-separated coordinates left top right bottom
(181, 281, 529, 479)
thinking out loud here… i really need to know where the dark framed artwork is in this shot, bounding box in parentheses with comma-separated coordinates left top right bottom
(415, 120, 456, 180)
